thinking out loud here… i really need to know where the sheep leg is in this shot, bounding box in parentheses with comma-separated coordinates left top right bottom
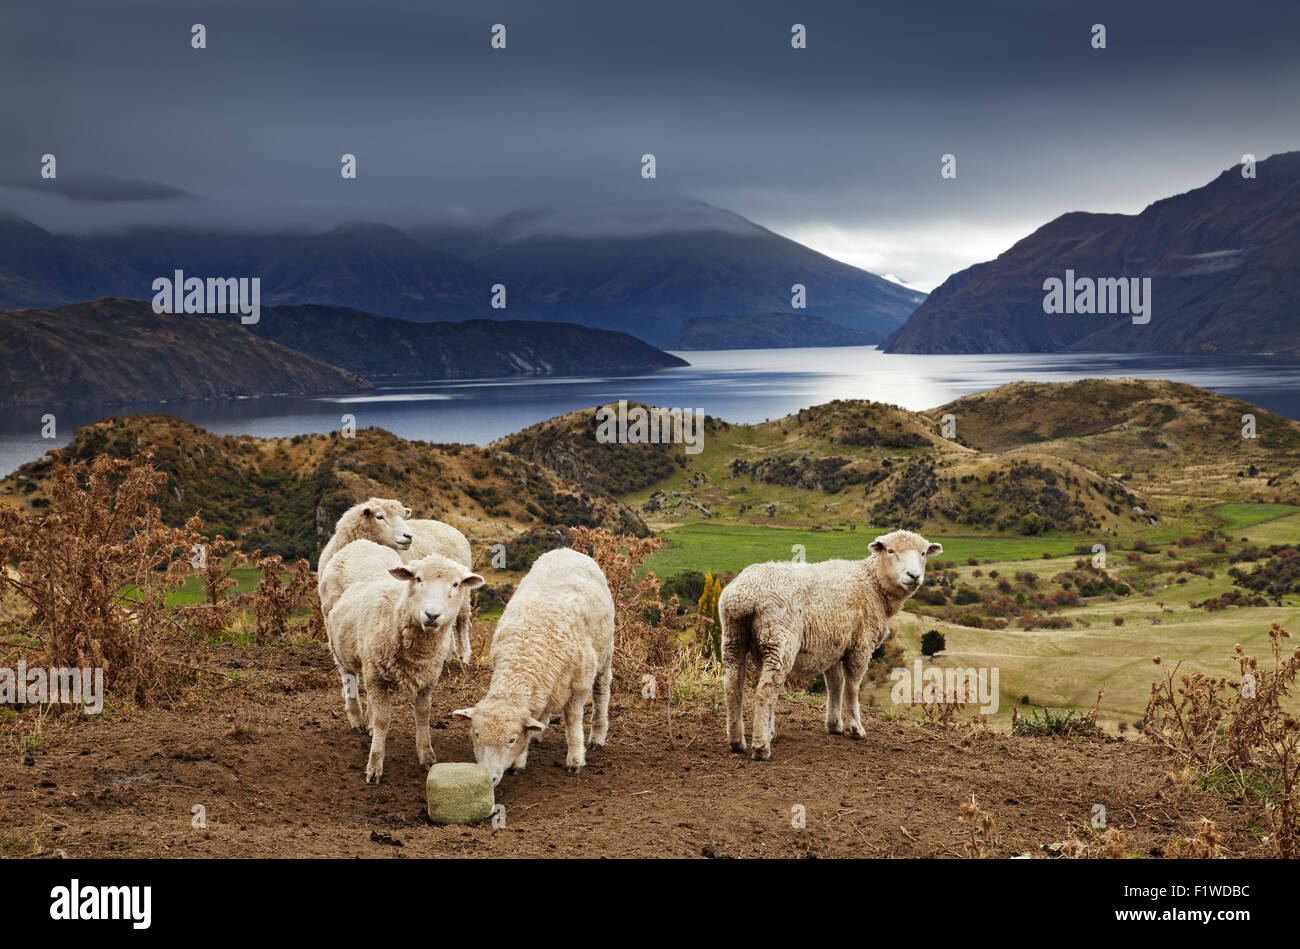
(563, 690, 589, 774)
(414, 686, 436, 767)
(824, 661, 845, 734)
(588, 656, 612, 750)
(365, 685, 393, 784)
(841, 651, 869, 739)
(454, 603, 473, 663)
(339, 667, 365, 732)
(721, 637, 748, 753)
(750, 647, 790, 761)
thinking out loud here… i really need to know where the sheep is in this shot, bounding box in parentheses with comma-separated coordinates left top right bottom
(719, 529, 942, 760)
(317, 498, 413, 575)
(451, 548, 614, 786)
(326, 553, 484, 784)
(316, 500, 477, 664)
(405, 518, 475, 664)
(318, 539, 402, 619)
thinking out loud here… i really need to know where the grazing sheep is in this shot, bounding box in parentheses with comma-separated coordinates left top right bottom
(318, 539, 402, 619)
(317, 498, 413, 574)
(719, 529, 942, 760)
(405, 518, 475, 664)
(327, 553, 484, 784)
(451, 548, 614, 785)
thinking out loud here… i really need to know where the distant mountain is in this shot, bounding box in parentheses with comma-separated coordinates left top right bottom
(206, 303, 689, 377)
(0, 203, 924, 346)
(0, 214, 141, 308)
(885, 151, 1300, 354)
(669, 312, 879, 350)
(469, 205, 926, 346)
(81, 222, 496, 320)
(0, 298, 369, 406)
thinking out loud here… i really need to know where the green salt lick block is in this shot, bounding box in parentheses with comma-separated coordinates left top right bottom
(426, 762, 494, 825)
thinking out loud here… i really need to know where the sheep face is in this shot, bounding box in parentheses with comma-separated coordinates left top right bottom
(869, 529, 942, 595)
(360, 498, 414, 552)
(450, 703, 547, 786)
(388, 556, 483, 632)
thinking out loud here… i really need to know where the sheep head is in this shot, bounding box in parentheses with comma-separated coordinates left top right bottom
(450, 702, 547, 786)
(352, 497, 414, 551)
(869, 529, 942, 596)
(388, 554, 483, 632)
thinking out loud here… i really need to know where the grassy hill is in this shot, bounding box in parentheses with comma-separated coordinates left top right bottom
(0, 415, 646, 563)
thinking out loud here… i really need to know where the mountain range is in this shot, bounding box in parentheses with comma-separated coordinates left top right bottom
(885, 151, 1300, 354)
(0, 203, 924, 348)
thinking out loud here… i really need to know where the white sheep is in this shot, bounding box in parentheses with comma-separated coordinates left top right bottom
(327, 553, 484, 784)
(405, 518, 476, 664)
(318, 539, 402, 619)
(316, 500, 477, 664)
(317, 498, 413, 575)
(719, 529, 942, 760)
(451, 548, 614, 785)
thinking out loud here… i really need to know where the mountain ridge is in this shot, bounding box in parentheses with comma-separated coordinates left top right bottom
(885, 151, 1300, 354)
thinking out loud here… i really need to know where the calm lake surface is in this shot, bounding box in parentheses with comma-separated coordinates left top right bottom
(4, 347, 1299, 476)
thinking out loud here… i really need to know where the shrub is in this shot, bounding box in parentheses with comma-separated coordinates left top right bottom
(1143, 624, 1300, 857)
(920, 629, 946, 658)
(0, 449, 197, 703)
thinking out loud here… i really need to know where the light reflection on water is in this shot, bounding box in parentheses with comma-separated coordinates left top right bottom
(3, 346, 1298, 476)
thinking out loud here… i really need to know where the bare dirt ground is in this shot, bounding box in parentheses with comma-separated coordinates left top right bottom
(0, 625, 1268, 859)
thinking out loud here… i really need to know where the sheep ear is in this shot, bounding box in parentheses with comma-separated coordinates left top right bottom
(926, 543, 943, 556)
(388, 566, 415, 582)
(451, 708, 474, 722)
(869, 537, 887, 553)
(462, 573, 485, 590)
(403, 507, 412, 518)
(524, 717, 546, 734)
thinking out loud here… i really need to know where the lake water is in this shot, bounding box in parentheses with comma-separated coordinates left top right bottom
(4, 346, 1299, 476)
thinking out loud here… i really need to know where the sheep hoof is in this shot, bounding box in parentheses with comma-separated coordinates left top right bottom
(750, 745, 771, 761)
(565, 761, 584, 775)
(846, 726, 866, 740)
(365, 769, 383, 784)
(587, 742, 603, 752)
(729, 740, 748, 754)
(419, 749, 437, 767)
(827, 724, 843, 735)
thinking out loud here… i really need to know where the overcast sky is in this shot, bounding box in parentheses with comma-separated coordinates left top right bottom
(3, 0, 1298, 290)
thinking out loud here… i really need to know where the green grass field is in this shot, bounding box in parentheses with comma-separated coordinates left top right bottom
(638, 511, 1300, 731)
(642, 522, 1084, 577)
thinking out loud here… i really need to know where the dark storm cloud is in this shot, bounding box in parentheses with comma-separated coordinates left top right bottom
(0, 174, 191, 202)
(2, 0, 1298, 285)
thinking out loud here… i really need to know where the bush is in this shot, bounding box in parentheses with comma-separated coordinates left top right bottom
(1017, 513, 1044, 536)
(0, 449, 196, 703)
(920, 629, 946, 658)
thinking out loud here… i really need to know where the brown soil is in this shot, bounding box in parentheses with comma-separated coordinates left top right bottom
(0, 626, 1269, 859)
